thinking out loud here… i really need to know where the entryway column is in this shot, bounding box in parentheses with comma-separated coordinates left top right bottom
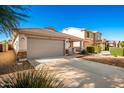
(71, 41, 74, 54)
(80, 40, 83, 51)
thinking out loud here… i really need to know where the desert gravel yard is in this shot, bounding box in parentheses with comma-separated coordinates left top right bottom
(81, 55, 124, 68)
(0, 51, 16, 65)
(0, 51, 33, 75)
(29, 56, 124, 88)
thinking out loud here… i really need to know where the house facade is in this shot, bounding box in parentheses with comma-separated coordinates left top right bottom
(12, 28, 82, 61)
(62, 27, 105, 50)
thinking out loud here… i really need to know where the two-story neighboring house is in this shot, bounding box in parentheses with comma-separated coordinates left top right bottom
(62, 27, 104, 50)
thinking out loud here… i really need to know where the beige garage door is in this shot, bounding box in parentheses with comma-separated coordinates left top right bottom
(27, 38, 64, 59)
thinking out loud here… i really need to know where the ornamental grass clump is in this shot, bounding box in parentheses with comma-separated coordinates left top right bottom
(0, 66, 64, 88)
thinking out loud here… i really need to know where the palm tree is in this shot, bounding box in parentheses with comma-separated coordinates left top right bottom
(0, 5, 29, 36)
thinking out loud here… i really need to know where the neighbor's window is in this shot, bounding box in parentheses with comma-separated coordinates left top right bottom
(97, 34, 101, 40)
(86, 32, 90, 38)
(91, 33, 93, 38)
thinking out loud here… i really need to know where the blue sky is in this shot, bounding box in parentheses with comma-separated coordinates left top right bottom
(1, 5, 124, 41)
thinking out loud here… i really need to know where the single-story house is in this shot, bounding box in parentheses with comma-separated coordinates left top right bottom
(12, 28, 82, 61)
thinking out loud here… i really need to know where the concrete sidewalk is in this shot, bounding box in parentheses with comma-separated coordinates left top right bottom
(29, 56, 124, 88)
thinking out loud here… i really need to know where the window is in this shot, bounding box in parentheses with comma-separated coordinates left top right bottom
(86, 32, 90, 38)
(91, 33, 93, 38)
(97, 34, 101, 40)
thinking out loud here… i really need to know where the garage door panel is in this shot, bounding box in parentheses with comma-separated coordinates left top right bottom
(27, 38, 64, 59)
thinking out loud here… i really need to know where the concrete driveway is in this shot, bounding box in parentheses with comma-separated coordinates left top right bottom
(29, 56, 124, 88)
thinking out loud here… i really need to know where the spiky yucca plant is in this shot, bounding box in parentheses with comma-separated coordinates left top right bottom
(0, 67, 64, 88)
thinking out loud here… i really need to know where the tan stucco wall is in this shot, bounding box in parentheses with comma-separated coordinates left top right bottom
(84, 41, 93, 48)
(13, 34, 72, 53)
(19, 34, 27, 51)
(65, 39, 71, 49)
(73, 41, 80, 47)
(13, 34, 27, 53)
(13, 35, 19, 53)
(62, 28, 85, 39)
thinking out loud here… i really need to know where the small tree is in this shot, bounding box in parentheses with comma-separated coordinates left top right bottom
(120, 41, 124, 56)
(120, 41, 124, 48)
(117, 41, 120, 47)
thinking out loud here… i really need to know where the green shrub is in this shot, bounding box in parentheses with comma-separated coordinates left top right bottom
(105, 44, 109, 51)
(0, 67, 64, 88)
(120, 41, 124, 48)
(87, 46, 95, 53)
(109, 47, 124, 56)
(94, 45, 101, 53)
(87, 46, 101, 53)
(81, 49, 88, 54)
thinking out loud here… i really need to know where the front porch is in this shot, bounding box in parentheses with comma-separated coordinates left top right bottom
(65, 40, 83, 55)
